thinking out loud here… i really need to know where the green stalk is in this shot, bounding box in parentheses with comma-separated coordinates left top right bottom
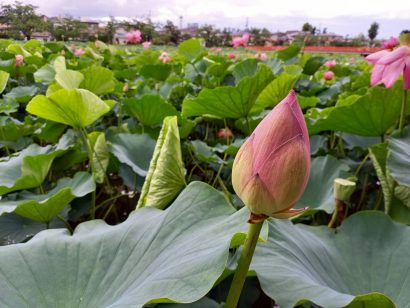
(399, 89, 408, 136)
(79, 128, 96, 219)
(225, 220, 264, 308)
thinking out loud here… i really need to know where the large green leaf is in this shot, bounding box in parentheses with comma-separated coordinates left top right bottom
(276, 44, 300, 61)
(0, 172, 95, 223)
(4, 86, 39, 103)
(88, 132, 109, 184)
(178, 38, 206, 63)
(123, 94, 178, 126)
(80, 66, 115, 95)
(0, 70, 9, 94)
(252, 211, 410, 308)
(26, 89, 110, 128)
(34, 64, 56, 83)
(140, 64, 172, 82)
(137, 116, 186, 209)
(182, 64, 274, 119)
(252, 73, 298, 113)
(0, 131, 76, 196)
(108, 133, 156, 176)
(307, 84, 402, 136)
(0, 182, 249, 307)
(55, 69, 84, 89)
(302, 56, 325, 75)
(387, 128, 410, 187)
(297, 155, 351, 213)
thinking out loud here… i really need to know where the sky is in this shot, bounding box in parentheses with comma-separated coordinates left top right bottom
(3, 0, 410, 38)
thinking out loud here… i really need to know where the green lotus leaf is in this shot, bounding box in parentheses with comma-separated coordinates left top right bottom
(252, 211, 409, 308)
(0, 182, 249, 307)
(26, 89, 110, 128)
(137, 116, 186, 209)
(0, 172, 95, 223)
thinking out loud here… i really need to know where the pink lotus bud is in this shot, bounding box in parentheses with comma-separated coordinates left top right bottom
(324, 59, 337, 68)
(217, 128, 233, 139)
(324, 71, 334, 80)
(142, 41, 152, 49)
(15, 54, 24, 67)
(381, 36, 398, 50)
(232, 90, 310, 219)
(123, 83, 129, 92)
(216, 47, 222, 53)
(255, 53, 268, 60)
(159, 51, 171, 64)
(228, 53, 236, 59)
(74, 48, 85, 57)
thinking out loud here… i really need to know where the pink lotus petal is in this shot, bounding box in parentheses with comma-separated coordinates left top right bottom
(378, 46, 410, 65)
(366, 50, 390, 65)
(404, 58, 410, 90)
(370, 64, 385, 87)
(381, 58, 406, 88)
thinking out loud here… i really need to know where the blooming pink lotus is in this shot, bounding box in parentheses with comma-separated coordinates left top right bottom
(366, 44, 410, 90)
(228, 53, 236, 59)
(159, 51, 171, 64)
(324, 71, 334, 80)
(15, 54, 24, 67)
(232, 33, 250, 48)
(126, 30, 142, 44)
(74, 48, 85, 57)
(232, 90, 310, 219)
(381, 37, 398, 50)
(324, 60, 337, 68)
(142, 41, 151, 49)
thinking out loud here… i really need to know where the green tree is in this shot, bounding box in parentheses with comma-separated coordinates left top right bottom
(0, 1, 48, 39)
(51, 16, 87, 41)
(302, 22, 313, 32)
(368, 22, 379, 42)
(104, 17, 116, 44)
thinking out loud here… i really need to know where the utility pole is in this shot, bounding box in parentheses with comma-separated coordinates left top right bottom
(179, 16, 183, 29)
(245, 17, 249, 30)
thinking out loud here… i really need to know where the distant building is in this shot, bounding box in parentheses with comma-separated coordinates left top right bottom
(114, 27, 128, 44)
(31, 31, 52, 41)
(319, 33, 345, 45)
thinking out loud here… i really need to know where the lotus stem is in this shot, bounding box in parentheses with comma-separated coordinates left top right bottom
(399, 89, 408, 136)
(225, 218, 264, 308)
(79, 128, 96, 219)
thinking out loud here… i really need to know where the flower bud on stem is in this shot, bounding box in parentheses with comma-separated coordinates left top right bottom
(225, 215, 265, 308)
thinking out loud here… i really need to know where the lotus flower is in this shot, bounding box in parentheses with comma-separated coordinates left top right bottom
(159, 51, 171, 64)
(123, 83, 129, 92)
(126, 30, 142, 44)
(366, 33, 410, 90)
(228, 53, 236, 59)
(232, 33, 250, 48)
(232, 90, 310, 219)
(74, 48, 85, 57)
(15, 54, 24, 67)
(142, 41, 151, 49)
(324, 59, 336, 68)
(255, 53, 268, 60)
(324, 71, 334, 80)
(381, 37, 398, 50)
(217, 128, 233, 139)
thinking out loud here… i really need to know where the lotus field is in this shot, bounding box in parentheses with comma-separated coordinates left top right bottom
(0, 36, 410, 308)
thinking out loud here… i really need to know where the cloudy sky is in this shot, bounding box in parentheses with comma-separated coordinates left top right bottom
(3, 0, 410, 38)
